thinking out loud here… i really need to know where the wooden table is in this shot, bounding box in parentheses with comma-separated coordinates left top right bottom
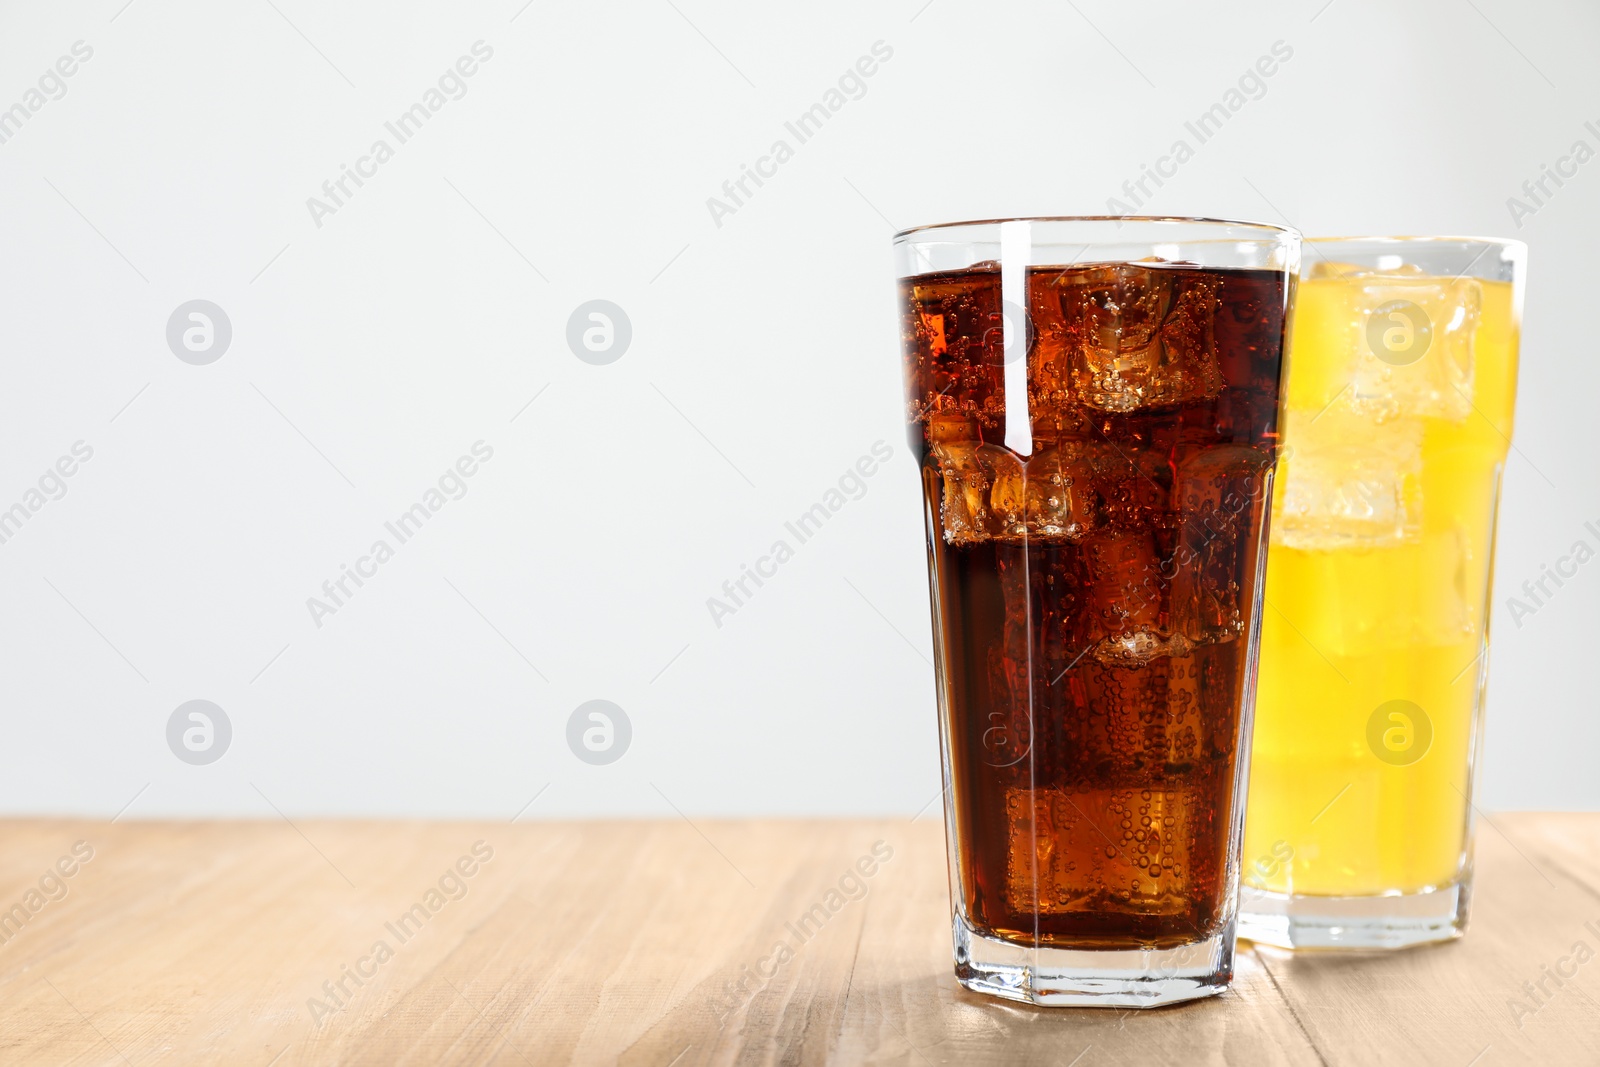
(1, 815, 1596, 1065)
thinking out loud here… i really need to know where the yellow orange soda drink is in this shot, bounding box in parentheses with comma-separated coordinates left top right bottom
(1239, 237, 1524, 949)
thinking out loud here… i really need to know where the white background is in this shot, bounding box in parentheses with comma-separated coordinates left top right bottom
(0, 0, 1595, 819)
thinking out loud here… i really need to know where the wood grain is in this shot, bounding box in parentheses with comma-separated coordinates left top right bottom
(0, 815, 1595, 1065)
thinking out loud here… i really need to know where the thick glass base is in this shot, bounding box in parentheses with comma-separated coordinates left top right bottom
(952, 913, 1235, 1008)
(1237, 882, 1468, 950)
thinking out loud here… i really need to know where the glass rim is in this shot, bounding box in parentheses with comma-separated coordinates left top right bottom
(1299, 235, 1525, 285)
(1304, 234, 1526, 254)
(892, 214, 1297, 241)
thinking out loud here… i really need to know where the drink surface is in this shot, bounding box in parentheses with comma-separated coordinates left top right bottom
(901, 262, 1290, 948)
(1243, 265, 1518, 897)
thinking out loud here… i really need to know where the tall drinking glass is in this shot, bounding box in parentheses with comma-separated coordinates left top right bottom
(1239, 237, 1525, 949)
(895, 218, 1299, 1006)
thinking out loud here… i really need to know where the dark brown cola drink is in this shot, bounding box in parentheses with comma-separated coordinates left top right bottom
(902, 261, 1290, 950)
